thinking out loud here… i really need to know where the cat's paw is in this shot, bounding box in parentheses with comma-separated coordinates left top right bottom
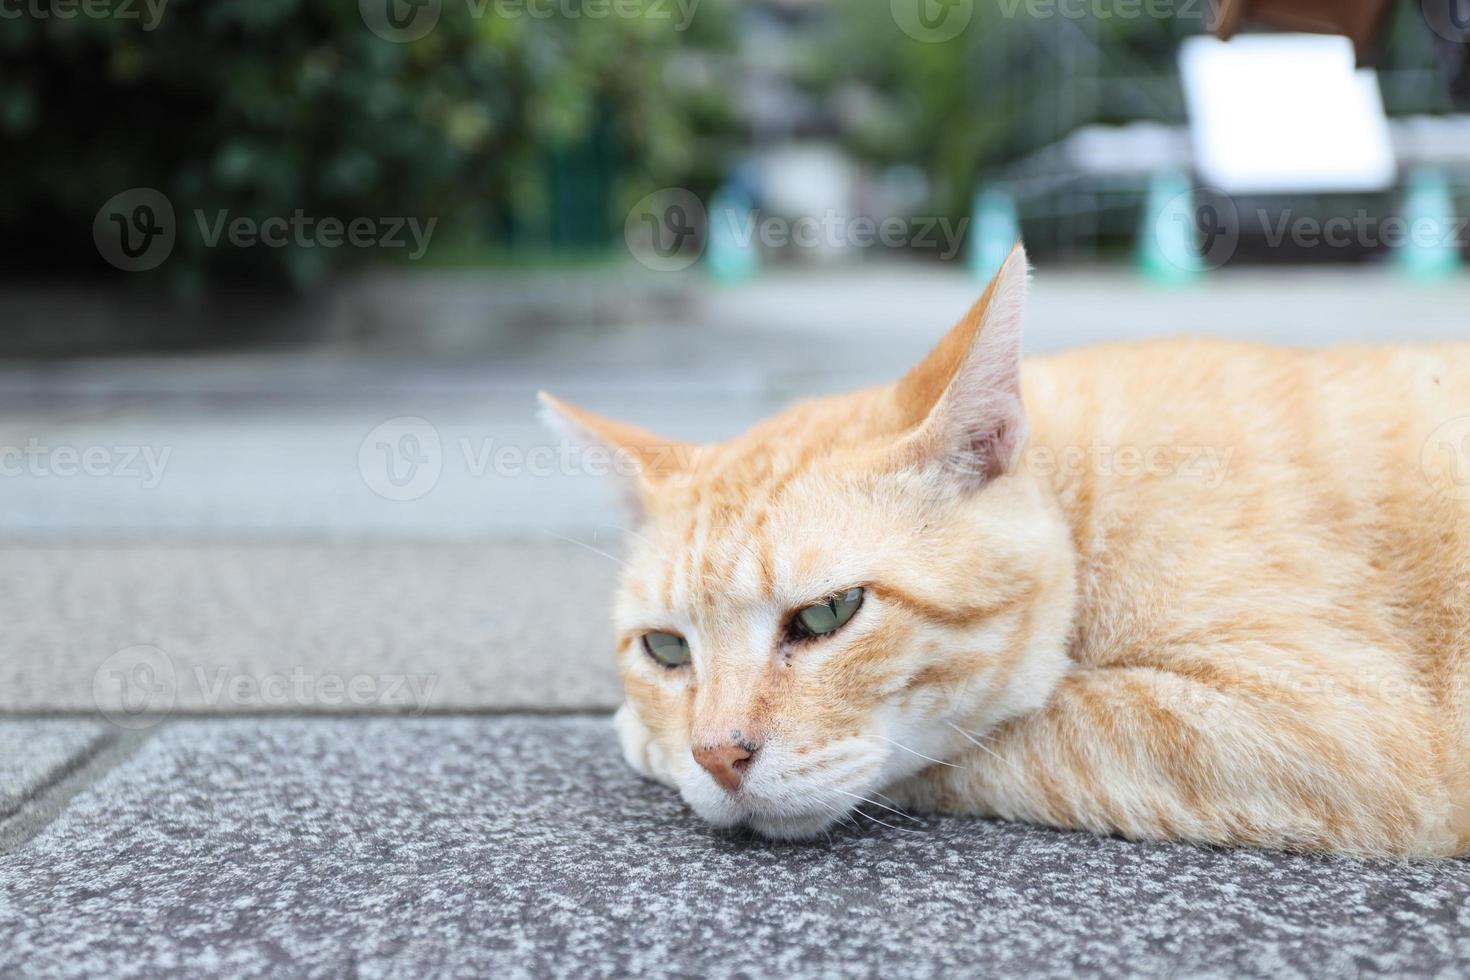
(614, 703, 677, 789)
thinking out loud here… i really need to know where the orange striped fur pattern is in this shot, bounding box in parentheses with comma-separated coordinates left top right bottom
(541, 245, 1470, 856)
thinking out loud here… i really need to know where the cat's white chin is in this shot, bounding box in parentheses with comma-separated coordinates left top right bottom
(680, 781, 852, 841)
(743, 810, 841, 841)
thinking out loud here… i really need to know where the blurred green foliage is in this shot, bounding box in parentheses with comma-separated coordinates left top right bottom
(2, 0, 1453, 289)
(0, 0, 737, 290)
(816, 2, 1197, 222)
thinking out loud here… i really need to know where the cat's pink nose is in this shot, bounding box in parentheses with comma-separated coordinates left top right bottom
(692, 739, 758, 793)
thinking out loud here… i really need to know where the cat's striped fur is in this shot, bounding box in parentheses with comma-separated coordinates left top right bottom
(543, 245, 1470, 856)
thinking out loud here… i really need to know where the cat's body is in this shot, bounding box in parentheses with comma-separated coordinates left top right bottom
(546, 247, 1470, 857)
(897, 338, 1470, 856)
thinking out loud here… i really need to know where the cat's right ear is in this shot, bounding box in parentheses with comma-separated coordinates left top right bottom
(537, 392, 693, 518)
(888, 242, 1030, 488)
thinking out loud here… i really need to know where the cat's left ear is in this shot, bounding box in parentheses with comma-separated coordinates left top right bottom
(890, 242, 1029, 487)
(537, 392, 692, 518)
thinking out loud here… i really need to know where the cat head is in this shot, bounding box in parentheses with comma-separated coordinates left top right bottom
(541, 245, 1076, 839)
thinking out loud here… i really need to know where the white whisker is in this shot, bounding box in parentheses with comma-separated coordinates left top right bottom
(852, 808, 919, 835)
(812, 800, 862, 835)
(874, 734, 958, 768)
(541, 530, 630, 569)
(946, 720, 1027, 778)
(831, 788, 918, 822)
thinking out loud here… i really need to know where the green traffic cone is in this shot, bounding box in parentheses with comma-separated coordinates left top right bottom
(969, 187, 1019, 282)
(1137, 170, 1203, 284)
(1394, 169, 1463, 281)
(705, 186, 760, 283)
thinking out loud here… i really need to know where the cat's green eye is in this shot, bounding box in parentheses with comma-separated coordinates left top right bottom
(791, 588, 865, 639)
(642, 631, 691, 667)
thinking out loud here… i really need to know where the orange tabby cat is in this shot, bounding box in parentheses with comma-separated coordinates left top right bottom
(541, 244, 1469, 856)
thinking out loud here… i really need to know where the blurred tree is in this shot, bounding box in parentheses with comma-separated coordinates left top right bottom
(812, 1, 1194, 223)
(0, 0, 737, 291)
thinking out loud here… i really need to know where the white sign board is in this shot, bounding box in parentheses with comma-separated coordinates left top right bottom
(1179, 34, 1397, 194)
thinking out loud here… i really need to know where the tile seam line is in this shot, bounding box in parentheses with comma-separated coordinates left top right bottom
(0, 707, 618, 722)
(0, 726, 155, 857)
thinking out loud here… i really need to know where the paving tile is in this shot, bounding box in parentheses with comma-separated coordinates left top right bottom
(3, 267, 1466, 541)
(0, 392, 753, 540)
(2, 716, 1467, 979)
(0, 544, 624, 714)
(0, 720, 112, 817)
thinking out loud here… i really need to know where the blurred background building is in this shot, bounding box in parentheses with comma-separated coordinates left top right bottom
(3, 0, 1469, 353)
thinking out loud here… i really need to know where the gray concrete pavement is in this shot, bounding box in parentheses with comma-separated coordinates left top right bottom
(5, 716, 1468, 980)
(0, 721, 111, 817)
(0, 266, 1465, 541)
(0, 543, 622, 715)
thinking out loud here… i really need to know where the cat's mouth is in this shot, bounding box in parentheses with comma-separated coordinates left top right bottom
(678, 739, 901, 841)
(685, 778, 878, 842)
(684, 785, 849, 841)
